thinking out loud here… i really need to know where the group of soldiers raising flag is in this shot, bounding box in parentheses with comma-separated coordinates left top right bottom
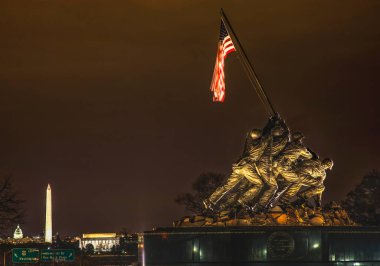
(203, 114, 333, 214)
(205, 11, 333, 214)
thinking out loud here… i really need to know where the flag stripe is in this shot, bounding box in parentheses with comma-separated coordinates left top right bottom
(210, 20, 236, 102)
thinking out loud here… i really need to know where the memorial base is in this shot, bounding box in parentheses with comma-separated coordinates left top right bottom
(143, 226, 380, 265)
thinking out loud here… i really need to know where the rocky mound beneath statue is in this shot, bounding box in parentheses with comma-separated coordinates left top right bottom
(174, 202, 356, 227)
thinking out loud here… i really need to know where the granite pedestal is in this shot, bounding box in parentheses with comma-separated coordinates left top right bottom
(143, 226, 380, 265)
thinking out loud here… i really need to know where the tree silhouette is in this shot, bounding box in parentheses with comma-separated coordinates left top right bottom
(175, 172, 226, 213)
(0, 175, 24, 235)
(342, 170, 380, 226)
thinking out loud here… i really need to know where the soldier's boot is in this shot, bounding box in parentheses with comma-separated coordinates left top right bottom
(218, 202, 239, 217)
(202, 199, 215, 211)
(313, 195, 322, 210)
(277, 195, 292, 210)
(251, 203, 266, 213)
(292, 196, 307, 208)
(218, 202, 228, 212)
(236, 200, 254, 216)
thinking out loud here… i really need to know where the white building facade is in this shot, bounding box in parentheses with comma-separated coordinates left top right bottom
(81, 233, 120, 253)
(13, 225, 23, 239)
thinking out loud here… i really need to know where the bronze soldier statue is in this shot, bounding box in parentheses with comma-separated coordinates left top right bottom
(275, 132, 314, 168)
(246, 116, 290, 211)
(278, 158, 333, 208)
(203, 127, 270, 211)
(204, 115, 292, 212)
(202, 113, 333, 214)
(267, 132, 314, 207)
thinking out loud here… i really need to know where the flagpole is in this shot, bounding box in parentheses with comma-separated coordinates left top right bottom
(220, 9, 276, 117)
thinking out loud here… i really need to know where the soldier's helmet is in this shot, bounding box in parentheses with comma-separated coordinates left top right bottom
(249, 129, 262, 140)
(292, 132, 305, 141)
(271, 125, 284, 137)
(322, 158, 334, 170)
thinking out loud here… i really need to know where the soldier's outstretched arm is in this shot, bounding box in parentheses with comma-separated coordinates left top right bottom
(300, 147, 313, 160)
(300, 174, 323, 187)
(307, 147, 319, 160)
(263, 117, 276, 135)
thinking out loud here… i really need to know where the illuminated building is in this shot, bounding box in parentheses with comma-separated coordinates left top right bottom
(13, 225, 23, 239)
(81, 233, 120, 253)
(45, 183, 52, 243)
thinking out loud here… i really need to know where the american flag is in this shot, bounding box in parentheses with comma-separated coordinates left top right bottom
(210, 20, 236, 102)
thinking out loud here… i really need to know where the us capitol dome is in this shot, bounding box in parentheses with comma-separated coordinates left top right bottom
(13, 225, 23, 239)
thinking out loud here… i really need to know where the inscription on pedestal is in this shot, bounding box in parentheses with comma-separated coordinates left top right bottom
(267, 232, 295, 258)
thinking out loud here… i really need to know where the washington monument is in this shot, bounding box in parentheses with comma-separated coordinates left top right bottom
(45, 183, 52, 243)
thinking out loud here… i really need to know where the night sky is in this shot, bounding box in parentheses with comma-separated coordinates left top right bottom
(1, 1, 379, 236)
